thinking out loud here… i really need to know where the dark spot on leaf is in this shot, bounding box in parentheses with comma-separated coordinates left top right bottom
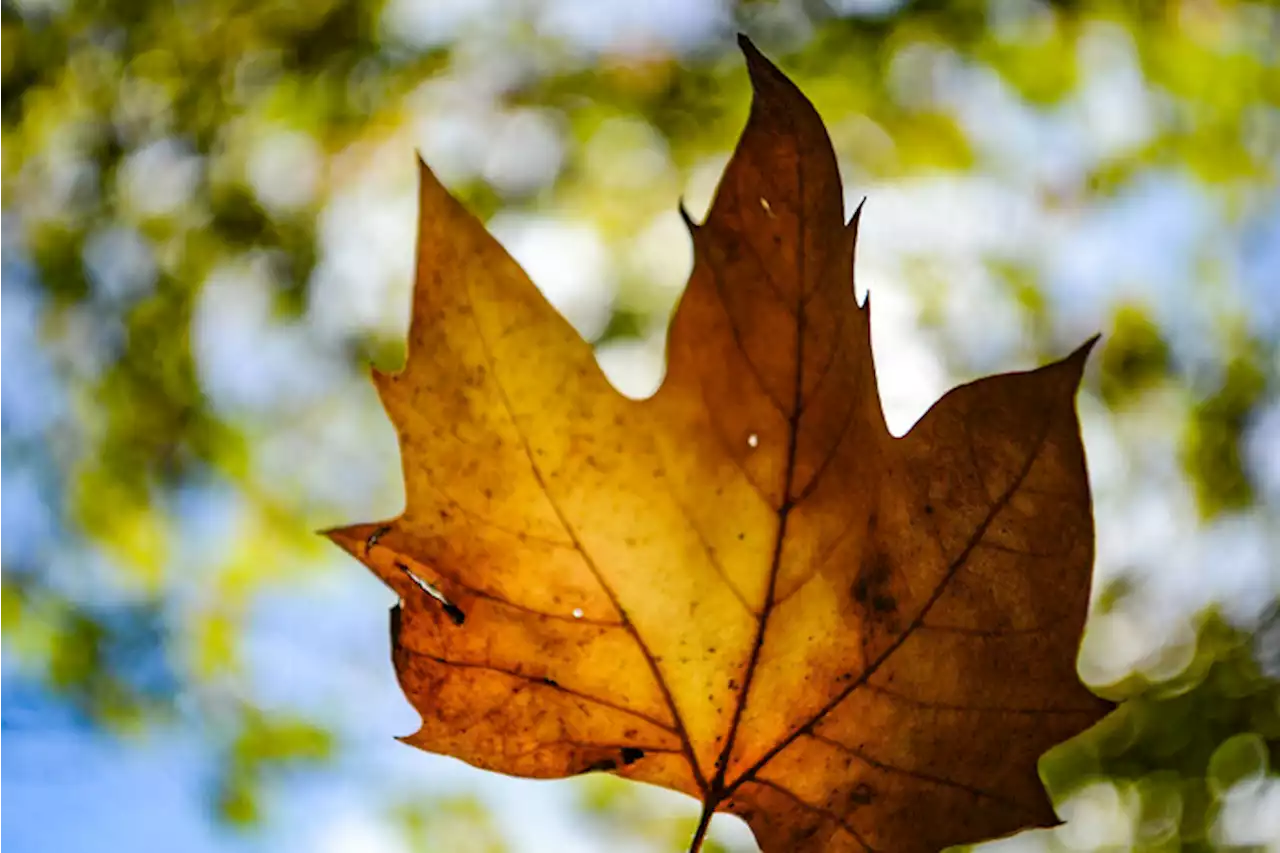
(442, 602, 466, 626)
(853, 577, 870, 604)
(853, 551, 893, 611)
(851, 783, 875, 806)
(583, 758, 617, 773)
(925, 503, 934, 515)
(620, 747, 645, 765)
(872, 594, 897, 614)
(541, 676, 559, 687)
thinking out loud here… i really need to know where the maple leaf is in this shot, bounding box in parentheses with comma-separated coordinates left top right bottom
(326, 36, 1113, 853)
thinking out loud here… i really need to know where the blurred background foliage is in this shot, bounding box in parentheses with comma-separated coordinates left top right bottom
(3, 0, 1279, 850)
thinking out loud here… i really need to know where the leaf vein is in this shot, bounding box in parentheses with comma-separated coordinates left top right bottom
(395, 557, 623, 626)
(751, 779, 876, 853)
(400, 648, 679, 734)
(725, 404, 1058, 795)
(697, 379, 778, 509)
(709, 131, 808, 798)
(705, 260, 792, 419)
(806, 733, 1037, 816)
(461, 282, 707, 792)
(650, 452, 758, 615)
(862, 682, 1101, 715)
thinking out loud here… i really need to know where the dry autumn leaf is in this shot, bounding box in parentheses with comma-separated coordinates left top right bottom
(326, 36, 1113, 853)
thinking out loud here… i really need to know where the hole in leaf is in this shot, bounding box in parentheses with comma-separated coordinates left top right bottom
(747, 433, 759, 448)
(397, 563, 466, 626)
(572, 607, 584, 619)
(366, 524, 391, 552)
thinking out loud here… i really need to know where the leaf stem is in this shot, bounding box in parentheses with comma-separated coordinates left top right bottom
(687, 803, 715, 853)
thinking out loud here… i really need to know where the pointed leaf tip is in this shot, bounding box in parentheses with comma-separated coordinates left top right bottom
(390, 601, 402, 643)
(415, 152, 440, 186)
(849, 196, 867, 226)
(1067, 333, 1101, 371)
(678, 199, 699, 233)
(320, 524, 351, 546)
(847, 197, 867, 237)
(731, 35, 830, 164)
(848, 197, 867, 308)
(737, 33, 790, 94)
(322, 522, 372, 554)
(1049, 334, 1100, 389)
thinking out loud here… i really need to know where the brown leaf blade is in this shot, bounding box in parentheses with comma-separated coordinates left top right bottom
(326, 36, 1112, 853)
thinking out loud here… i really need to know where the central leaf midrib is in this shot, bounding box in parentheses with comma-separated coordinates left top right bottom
(707, 154, 810, 800)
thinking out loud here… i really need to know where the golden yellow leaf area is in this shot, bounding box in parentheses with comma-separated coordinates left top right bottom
(326, 36, 1113, 853)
